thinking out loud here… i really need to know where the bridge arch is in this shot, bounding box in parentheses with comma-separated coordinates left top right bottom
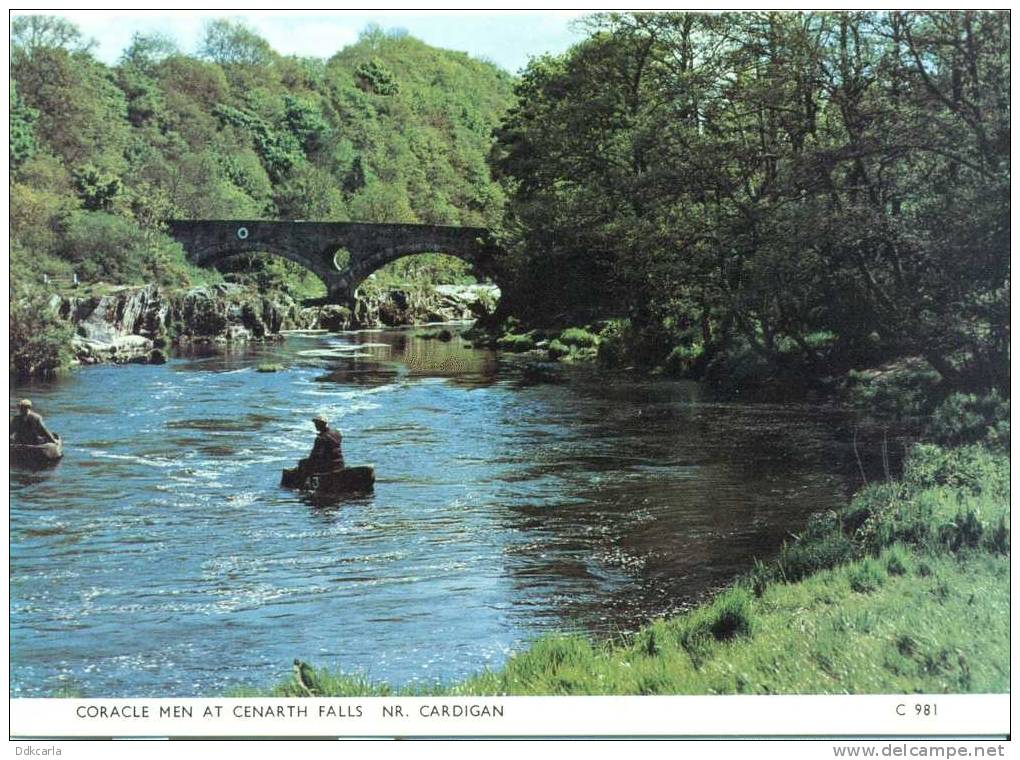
(167, 220, 501, 304)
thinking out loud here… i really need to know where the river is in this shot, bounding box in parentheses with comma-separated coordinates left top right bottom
(10, 325, 858, 697)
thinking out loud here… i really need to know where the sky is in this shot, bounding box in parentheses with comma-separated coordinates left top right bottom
(12, 10, 592, 73)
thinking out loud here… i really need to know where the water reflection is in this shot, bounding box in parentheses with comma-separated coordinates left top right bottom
(11, 323, 861, 697)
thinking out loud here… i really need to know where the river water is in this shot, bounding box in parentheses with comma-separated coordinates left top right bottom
(10, 326, 859, 697)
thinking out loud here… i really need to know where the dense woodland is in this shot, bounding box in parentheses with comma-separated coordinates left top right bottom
(9, 16, 513, 341)
(9, 11, 1011, 403)
(493, 12, 1009, 396)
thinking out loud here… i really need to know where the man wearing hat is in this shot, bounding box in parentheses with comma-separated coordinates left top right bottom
(10, 399, 58, 445)
(296, 415, 345, 481)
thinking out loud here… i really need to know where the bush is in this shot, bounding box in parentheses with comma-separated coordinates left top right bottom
(355, 58, 399, 95)
(664, 343, 703, 376)
(755, 442, 1009, 594)
(58, 211, 194, 286)
(560, 346, 598, 364)
(10, 176, 73, 262)
(848, 558, 886, 593)
(988, 515, 1010, 554)
(557, 327, 599, 348)
(497, 332, 535, 352)
(73, 164, 123, 211)
(703, 337, 774, 389)
(884, 544, 913, 576)
(10, 286, 75, 379)
(903, 444, 1009, 497)
(841, 359, 943, 419)
(939, 509, 984, 552)
(596, 320, 630, 367)
(926, 391, 1010, 450)
(851, 445, 1008, 556)
(778, 531, 855, 583)
(547, 339, 570, 360)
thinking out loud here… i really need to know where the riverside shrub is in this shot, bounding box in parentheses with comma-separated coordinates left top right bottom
(9, 286, 74, 379)
(926, 391, 1010, 449)
(557, 327, 598, 348)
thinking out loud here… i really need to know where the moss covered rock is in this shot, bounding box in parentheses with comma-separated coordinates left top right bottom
(497, 332, 536, 352)
(557, 327, 599, 348)
(547, 339, 570, 360)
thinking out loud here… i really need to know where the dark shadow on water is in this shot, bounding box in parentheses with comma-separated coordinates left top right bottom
(306, 326, 499, 389)
(10, 465, 62, 488)
(166, 418, 268, 432)
(314, 364, 402, 386)
(301, 491, 376, 516)
(11, 320, 906, 696)
(196, 444, 239, 457)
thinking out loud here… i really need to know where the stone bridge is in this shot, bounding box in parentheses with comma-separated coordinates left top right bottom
(166, 220, 501, 304)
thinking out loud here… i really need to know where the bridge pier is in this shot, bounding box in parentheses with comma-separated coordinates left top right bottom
(326, 282, 355, 308)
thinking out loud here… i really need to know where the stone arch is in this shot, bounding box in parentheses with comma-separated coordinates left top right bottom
(341, 240, 498, 299)
(186, 240, 345, 299)
(167, 220, 501, 304)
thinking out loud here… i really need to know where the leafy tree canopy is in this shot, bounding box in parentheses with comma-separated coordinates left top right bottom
(493, 11, 1009, 393)
(9, 15, 514, 319)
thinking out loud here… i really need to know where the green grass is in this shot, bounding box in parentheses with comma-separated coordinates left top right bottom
(248, 443, 1009, 696)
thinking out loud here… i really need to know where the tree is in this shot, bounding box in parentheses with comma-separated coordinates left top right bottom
(274, 163, 347, 220)
(9, 80, 38, 166)
(10, 14, 91, 57)
(9, 17, 517, 367)
(348, 181, 416, 223)
(283, 95, 332, 155)
(73, 164, 123, 211)
(200, 19, 273, 67)
(491, 11, 1009, 390)
(9, 284, 74, 380)
(213, 102, 304, 180)
(120, 31, 179, 73)
(355, 58, 399, 95)
(12, 45, 130, 169)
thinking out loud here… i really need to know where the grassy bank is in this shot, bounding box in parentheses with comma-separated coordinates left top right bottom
(247, 442, 1009, 696)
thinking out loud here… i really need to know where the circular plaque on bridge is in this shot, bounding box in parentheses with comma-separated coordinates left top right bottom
(236, 226, 249, 240)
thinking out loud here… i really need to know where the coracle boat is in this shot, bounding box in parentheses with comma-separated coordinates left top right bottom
(281, 465, 375, 496)
(11, 435, 63, 469)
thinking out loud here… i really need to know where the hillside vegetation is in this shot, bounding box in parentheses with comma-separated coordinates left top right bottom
(10, 16, 514, 377)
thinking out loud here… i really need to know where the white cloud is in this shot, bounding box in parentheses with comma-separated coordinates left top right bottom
(10, 10, 587, 70)
(239, 16, 359, 60)
(16, 10, 208, 62)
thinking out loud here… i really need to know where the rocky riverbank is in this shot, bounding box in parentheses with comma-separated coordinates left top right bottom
(55, 282, 499, 367)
